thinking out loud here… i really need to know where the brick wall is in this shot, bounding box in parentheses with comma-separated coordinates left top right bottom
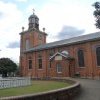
(20, 30, 100, 79)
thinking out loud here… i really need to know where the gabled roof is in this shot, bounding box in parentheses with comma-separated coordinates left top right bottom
(25, 32, 100, 52)
(49, 52, 73, 60)
(49, 52, 74, 60)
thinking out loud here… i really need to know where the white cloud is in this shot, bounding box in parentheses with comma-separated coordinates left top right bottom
(0, 0, 99, 62)
(15, 0, 27, 2)
(0, 1, 22, 30)
(35, 0, 99, 42)
(7, 41, 20, 48)
(57, 25, 85, 40)
(0, 1, 23, 37)
(0, 48, 20, 63)
(0, 1, 23, 62)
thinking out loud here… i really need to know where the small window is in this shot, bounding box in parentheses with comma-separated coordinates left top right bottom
(38, 58, 42, 69)
(77, 50, 85, 67)
(56, 63, 62, 73)
(28, 59, 32, 69)
(96, 47, 100, 66)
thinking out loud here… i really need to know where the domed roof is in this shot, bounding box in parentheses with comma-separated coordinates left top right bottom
(28, 13, 39, 19)
(28, 10, 39, 30)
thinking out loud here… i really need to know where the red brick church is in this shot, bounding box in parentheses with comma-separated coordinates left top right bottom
(20, 11, 100, 79)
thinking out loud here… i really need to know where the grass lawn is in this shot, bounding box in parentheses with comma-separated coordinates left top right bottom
(0, 80, 71, 98)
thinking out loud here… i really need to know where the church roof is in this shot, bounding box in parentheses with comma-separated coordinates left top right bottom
(29, 13, 39, 19)
(49, 52, 73, 60)
(25, 32, 100, 52)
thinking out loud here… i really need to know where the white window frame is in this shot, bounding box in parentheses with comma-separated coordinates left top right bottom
(56, 63, 62, 73)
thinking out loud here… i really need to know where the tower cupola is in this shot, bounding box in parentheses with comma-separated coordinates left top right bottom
(28, 9, 39, 30)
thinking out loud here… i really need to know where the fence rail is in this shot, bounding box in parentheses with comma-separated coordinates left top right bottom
(0, 77, 31, 89)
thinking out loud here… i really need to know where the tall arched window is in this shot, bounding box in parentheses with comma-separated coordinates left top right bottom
(28, 57, 32, 69)
(96, 47, 100, 66)
(77, 50, 85, 67)
(38, 53, 42, 69)
(56, 63, 62, 73)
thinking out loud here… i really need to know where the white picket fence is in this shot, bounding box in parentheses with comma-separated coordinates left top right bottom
(0, 77, 31, 89)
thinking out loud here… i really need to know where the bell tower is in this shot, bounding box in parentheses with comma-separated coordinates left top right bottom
(28, 9, 39, 30)
(20, 9, 47, 53)
(20, 9, 48, 76)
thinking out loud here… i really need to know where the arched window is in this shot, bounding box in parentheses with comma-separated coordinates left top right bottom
(96, 47, 100, 66)
(38, 53, 42, 69)
(56, 63, 62, 73)
(28, 59, 32, 69)
(25, 39, 30, 50)
(77, 50, 85, 67)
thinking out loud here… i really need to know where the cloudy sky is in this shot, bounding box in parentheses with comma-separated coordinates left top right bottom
(0, 0, 99, 63)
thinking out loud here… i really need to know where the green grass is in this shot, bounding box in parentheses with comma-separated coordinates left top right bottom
(0, 80, 71, 98)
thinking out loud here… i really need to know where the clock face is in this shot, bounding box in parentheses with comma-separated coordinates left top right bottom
(38, 34, 42, 40)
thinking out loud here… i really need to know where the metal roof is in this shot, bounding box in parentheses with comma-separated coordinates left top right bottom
(25, 32, 100, 52)
(28, 13, 39, 19)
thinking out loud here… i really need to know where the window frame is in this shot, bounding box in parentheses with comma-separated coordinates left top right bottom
(56, 63, 62, 73)
(38, 53, 43, 69)
(77, 49, 85, 68)
(28, 59, 32, 69)
(96, 46, 100, 67)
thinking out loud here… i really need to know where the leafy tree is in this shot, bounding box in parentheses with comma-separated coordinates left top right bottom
(15, 63, 20, 76)
(93, 2, 100, 28)
(0, 58, 17, 77)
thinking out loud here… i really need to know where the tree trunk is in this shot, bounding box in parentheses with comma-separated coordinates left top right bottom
(2, 72, 7, 77)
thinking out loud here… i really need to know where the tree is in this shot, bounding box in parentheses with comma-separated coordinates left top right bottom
(0, 58, 17, 77)
(93, 2, 100, 28)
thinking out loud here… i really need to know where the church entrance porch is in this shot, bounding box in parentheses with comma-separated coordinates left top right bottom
(48, 52, 75, 78)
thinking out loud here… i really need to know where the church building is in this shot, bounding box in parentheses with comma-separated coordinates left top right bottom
(20, 11, 100, 79)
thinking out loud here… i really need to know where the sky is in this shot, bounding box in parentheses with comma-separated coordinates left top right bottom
(0, 0, 99, 63)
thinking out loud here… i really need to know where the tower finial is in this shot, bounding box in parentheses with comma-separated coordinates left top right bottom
(22, 26, 24, 32)
(33, 8, 35, 14)
(43, 27, 45, 32)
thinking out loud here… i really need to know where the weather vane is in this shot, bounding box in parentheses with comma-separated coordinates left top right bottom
(33, 8, 35, 14)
